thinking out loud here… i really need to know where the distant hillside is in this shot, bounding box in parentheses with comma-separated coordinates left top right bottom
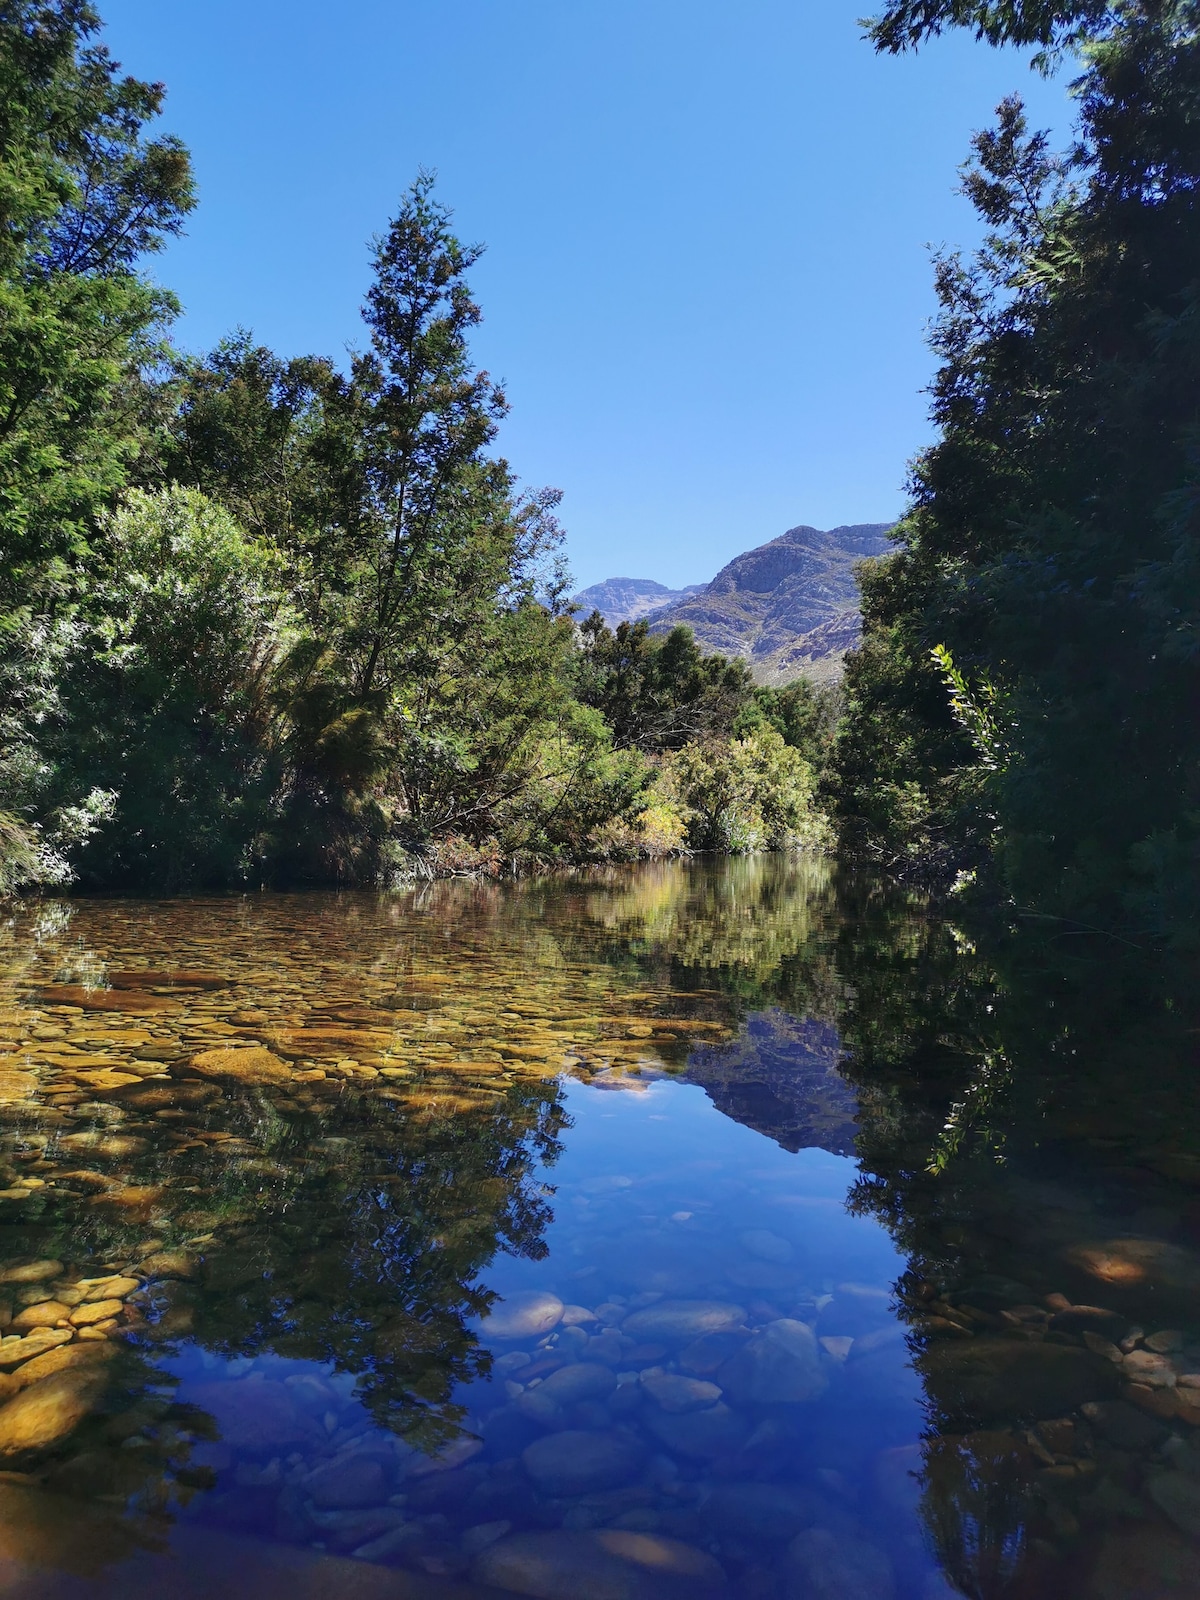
(571, 576, 704, 629)
(647, 522, 893, 684)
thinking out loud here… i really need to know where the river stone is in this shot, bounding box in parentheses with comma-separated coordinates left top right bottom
(79, 1275, 137, 1302)
(58, 1131, 149, 1160)
(921, 1337, 1119, 1425)
(533, 1362, 617, 1406)
(188, 1380, 319, 1451)
(620, 1300, 745, 1345)
(0, 1261, 62, 1286)
(640, 1368, 721, 1413)
(472, 1528, 728, 1599)
(190, 1047, 293, 1086)
(10, 1302, 70, 1332)
(704, 1482, 835, 1542)
(1148, 1472, 1200, 1539)
(817, 1287, 893, 1339)
(484, 1290, 564, 1341)
(784, 1526, 895, 1600)
(137, 1250, 199, 1281)
(0, 1328, 72, 1369)
(521, 1430, 644, 1496)
(678, 1330, 748, 1376)
(739, 1230, 794, 1264)
(1066, 1238, 1200, 1294)
(718, 1319, 827, 1405)
(871, 1444, 923, 1516)
(302, 1454, 388, 1510)
(0, 1368, 107, 1459)
(1086, 1526, 1200, 1600)
(9, 1341, 115, 1393)
(1080, 1399, 1169, 1451)
(70, 1298, 122, 1326)
(644, 1402, 750, 1462)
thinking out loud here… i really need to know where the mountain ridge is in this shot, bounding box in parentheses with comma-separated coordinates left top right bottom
(570, 576, 705, 629)
(572, 522, 894, 685)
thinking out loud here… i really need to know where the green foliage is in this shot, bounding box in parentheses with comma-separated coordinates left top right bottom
(837, 8, 1200, 937)
(0, 0, 193, 604)
(573, 613, 755, 752)
(663, 728, 827, 854)
(64, 487, 285, 889)
(154, 333, 342, 555)
(741, 676, 843, 774)
(864, 0, 1105, 53)
(0, 0, 193, 891)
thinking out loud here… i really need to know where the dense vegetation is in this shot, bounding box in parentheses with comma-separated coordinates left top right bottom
(7, 0, 1189, 925)
(836, 0, 1200, 940)
(0, 1, 832, 893)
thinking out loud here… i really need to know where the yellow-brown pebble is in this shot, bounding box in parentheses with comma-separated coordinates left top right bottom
(0, 1262, 62, 1286)
(81, 1278, 138, 1301)
(0, 1329, 72, 1368)
(69, 1300, 122, 1326)
(9, 1302, 70, 1332)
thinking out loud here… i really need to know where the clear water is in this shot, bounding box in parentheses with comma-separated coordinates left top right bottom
(0, 858, 1193, 1598)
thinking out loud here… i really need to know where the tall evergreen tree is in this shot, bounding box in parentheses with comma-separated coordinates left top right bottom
(0, 0, 193, 885)
(836, 1, 1200, 935)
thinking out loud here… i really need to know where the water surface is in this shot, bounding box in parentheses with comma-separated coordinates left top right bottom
(0, 859, 1194, 1598)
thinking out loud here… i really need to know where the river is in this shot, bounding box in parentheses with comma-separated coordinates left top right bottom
(0, 858, 1193, 1598)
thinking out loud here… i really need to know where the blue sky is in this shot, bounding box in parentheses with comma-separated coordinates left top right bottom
(99, 1, 1070, 590)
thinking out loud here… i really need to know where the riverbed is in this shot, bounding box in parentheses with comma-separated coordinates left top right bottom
(0, 858, 1193, 1598)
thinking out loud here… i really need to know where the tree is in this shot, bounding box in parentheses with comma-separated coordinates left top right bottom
(0, 0, 193, 602)
(63, 487, 286, 890)
(865, 0, 1106, 52)
(664, 728, 826, 854)
(745, 677, 843, 775)
(314, 170, 510, 706)
(0, 0, 194, 890)
(573, 614, 755, 752)
(838, 4, 1200, 934)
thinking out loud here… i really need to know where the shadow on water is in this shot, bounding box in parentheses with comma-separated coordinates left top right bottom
(0, 860, 1192, 1596)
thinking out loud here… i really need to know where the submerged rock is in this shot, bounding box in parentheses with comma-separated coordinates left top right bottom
(1086, 1526, 1200, 1600)
(0, 1367, 107, 1459)
(302, 1454, 389, 1510)
(921, 1337, 1119, 1425)
(639, 1367, 721, 1413)
(472, 1528, 728, 1598)
(136, 1250, 199, 1281)
(0, 1328, 72, 1369)
(703, 1481, 834, 1542)
(10, 1301, 70, 1332)
(190, 1047, 292, 1086)
(521, 1430, 644, 1497)
(483, 1290, 564, 1341)
(531, 1361, 616, 1406)
(718, 1319, 827, 1405)
(783, 1526, 895, 1600)
(739, 1230, 794, 1263)
(188, 1380, 320, 1451)
(644, 1401, 750, 1462)
(1147, 1472, 1200, 1539)
(678, 1329, 748, 1376)
(620, 1300, 745, 1344)
(0, 1261, 62, 1286)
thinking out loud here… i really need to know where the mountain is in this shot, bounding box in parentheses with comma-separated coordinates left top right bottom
(571, 577, 705, 629)
(645, 522, 894, 685)
(685, 1012, 857, 1157)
